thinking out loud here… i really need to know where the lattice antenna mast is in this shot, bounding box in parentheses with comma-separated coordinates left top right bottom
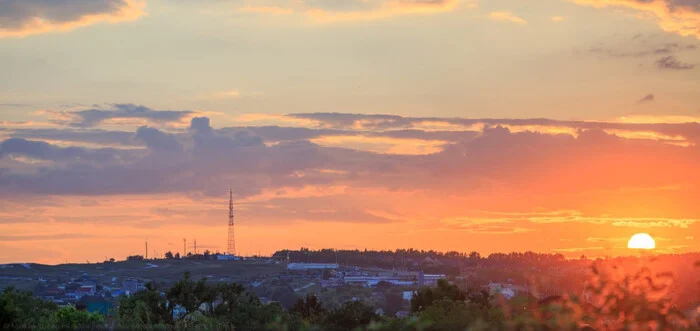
(227, 187, 236, 255)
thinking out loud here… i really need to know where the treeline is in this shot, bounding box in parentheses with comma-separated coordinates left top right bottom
(273, 248, 575, 275)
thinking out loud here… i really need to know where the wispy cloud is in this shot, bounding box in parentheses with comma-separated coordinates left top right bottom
(237, 0, 462, 23)
(552, 16, 565, 22)
(571, 0, 700, 39)
(637, 94, 655, 103)
(489, 11, 527, 25)
(240, 6, 294, 15)
(655, 56, 695, 70)
(212, 89, 242, 99)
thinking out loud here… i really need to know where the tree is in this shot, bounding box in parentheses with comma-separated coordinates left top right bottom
(164, 251, 174, 259)
(324, 301, 378, 331)
(0, 287, 57, 329)
(175, 252, 181, 259)
(411, 279, 467, 313)
(53, 306, 104, 330)
(384, 289, 404, 316)
(291, 294, 326, 322)
(117, 282, 171, 328)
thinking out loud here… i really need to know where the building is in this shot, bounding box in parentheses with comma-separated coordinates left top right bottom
(122, 279, 139, 295)
(76, 285, 96, 297)
(286, 263, 339, 270)
(488, 283, 517, 300)
(217, 254, 239, 261)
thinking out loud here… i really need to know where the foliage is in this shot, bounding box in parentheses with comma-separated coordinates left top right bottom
(0, 287, 57, 329)
(53, 306, 104, 330)
(323, 301, 380, 331)
(411, 279, 467, 312)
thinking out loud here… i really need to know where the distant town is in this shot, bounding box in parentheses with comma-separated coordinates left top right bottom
(1, 249, 698, 324)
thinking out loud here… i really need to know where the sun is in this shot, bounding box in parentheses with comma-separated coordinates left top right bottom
(627, 233, 656, 250)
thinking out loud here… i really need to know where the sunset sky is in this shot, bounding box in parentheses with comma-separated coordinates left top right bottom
(1, 0, 699, 264)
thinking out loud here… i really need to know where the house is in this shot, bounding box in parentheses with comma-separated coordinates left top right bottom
(79, 296, 113, 315)
(76, 285, 96, 297)
(122, 279, 139, 295)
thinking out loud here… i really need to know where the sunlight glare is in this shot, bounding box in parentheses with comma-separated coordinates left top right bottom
(627, 233, 656, 250)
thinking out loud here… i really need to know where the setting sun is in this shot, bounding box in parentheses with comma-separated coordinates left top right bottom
(627, 233, 656, 250)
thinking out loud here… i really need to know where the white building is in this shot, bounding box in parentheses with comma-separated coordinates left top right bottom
(217, 254, 239, 261)
(287, 263, 339, 270)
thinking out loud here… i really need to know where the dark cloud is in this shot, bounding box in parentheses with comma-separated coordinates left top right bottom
(291, 113, 700, 144)
(2, 110, 700, 228)
(0, 103, 31, 108)
(8, 128, 136, 147)
(0, 137, 121, 162)
(584, 39, 697, 59)
(655, 56, 695, 70)
(0, 0, 144, 37)
(66, 104, 194, 128)
(135, 126, 183, 153)
(190, 117, 213, 135)
(637, 94, 655, 103)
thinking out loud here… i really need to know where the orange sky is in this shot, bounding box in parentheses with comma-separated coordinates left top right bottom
(1, 0, 699, 264)
(0, 112, 698, 264)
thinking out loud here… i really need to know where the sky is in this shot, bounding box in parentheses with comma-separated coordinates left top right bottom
(0, 0, 699, 264)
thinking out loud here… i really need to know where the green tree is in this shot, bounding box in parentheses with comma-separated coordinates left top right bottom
(411, 279, 467, 313)
(53, 306, 104, 330)
(117, 282, 171, 328)
(324, 301, 379, 331)
(291, 294, 326, 321)
(0, 287, 57, 329)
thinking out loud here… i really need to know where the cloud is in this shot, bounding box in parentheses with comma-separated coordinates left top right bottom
(3, 109, 700, 261)
(552, 16, 565, 22)
(0, 0, 145, 38)
(571, 0, 700, 39)
(135, 127, 183, 153)
(240, 6, 294, 15)
(655, 55, 695, 70)
(637, 94, 655, 103)
(0, 137, 121, 162)
(46, 104, 196, 128)
(310, 135, 449, 155)
(489, 11, 527, 24)
(237, 0, 462, 23)
(210, 89, 242, 99)
(0, 234, 96, 241)
(583, 36, 698, 61)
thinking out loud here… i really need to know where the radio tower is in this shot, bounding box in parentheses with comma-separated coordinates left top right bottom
(227, 187, 236, 255)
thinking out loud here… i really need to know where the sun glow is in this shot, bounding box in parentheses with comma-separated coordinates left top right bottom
(627, 233, 656, 250)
